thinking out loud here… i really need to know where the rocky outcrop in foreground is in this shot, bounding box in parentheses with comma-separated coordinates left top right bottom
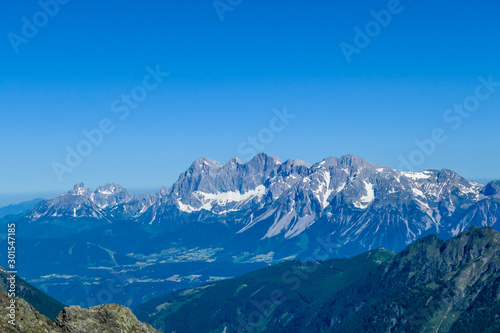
(0, 291, 159, 333)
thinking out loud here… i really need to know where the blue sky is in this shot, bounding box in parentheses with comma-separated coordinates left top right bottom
(1, 0, 499, 203)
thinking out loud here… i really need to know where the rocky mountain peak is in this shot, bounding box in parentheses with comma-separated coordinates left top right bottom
(157, 186, 169, 197)
(95, 183, 127, 195)
(314, 156, 339, 168)
(227, 156, 243, 165)
(68, 182, 91, 197)
(188, 157, 221, 173)
(284, 158, 311, 167)
(91, 183, 132, 209)
(337, 154, 374, 170)
(247, 152, 282, 169)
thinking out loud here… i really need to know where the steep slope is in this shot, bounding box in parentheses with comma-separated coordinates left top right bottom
(0, 266, 66, 321)
(311, 226, 500, 333)
(135, 226, 499, 333)
(0, 290, 159, 333)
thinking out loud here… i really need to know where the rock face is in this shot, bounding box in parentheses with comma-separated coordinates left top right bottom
(0, 291, 159, 333)
(54, 304, 159, 333)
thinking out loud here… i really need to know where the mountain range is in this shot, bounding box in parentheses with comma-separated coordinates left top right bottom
(15, 153, 500, 256)
(1, 153, 499, 310)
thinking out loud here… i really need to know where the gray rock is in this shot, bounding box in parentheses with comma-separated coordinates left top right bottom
(0, 291, 159, 333)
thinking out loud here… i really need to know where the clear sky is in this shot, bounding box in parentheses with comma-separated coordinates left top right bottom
(1, 0, 499, 203)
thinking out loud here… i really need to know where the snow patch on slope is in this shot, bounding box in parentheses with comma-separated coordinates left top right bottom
(401, 171, 431, 180)
(312, 170, 334, 209)
(353, 181, 375, 209)
(177, 185, 266, 213)
(197, 185, 266, 205)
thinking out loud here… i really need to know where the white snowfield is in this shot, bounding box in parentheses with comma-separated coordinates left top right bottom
(176, 185, 266, 213)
